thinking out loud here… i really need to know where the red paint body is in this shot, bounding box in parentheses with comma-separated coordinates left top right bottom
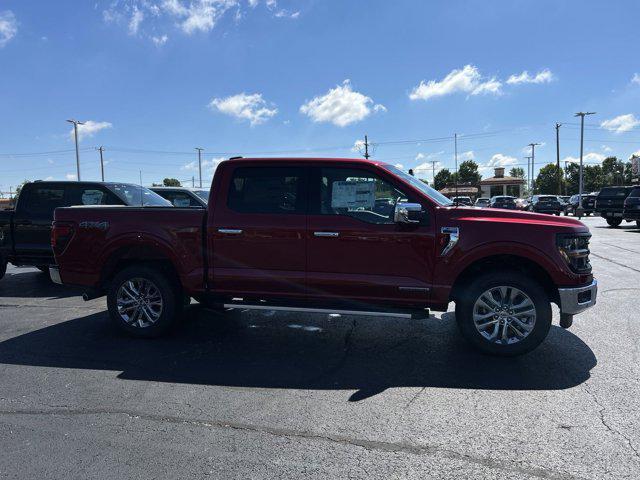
(53, 158, 592, 310)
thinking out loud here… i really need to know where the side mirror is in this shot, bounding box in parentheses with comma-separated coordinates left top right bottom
(394, 202, 423, 224)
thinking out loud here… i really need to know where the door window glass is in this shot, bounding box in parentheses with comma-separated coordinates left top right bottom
(163, 192, 200, 207)
(80, 189, 106, 205)
(24, 186, 66, 215)
(317, 168, 408, 224)
(228, 167, 306, 214)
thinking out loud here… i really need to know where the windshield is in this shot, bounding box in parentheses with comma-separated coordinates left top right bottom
(107, 184, 172, 207)
(599, 187, 629, 197)
(382, 165, 453, 206)
(193, 190, 210, 202)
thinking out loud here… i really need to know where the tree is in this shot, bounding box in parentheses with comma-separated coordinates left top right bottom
(601, 157, 625, 186)
(433, 169, 452, 191)
(163, 178, 181, 187)
(457, 160, 481, 186)
(509, 167, 525, 179)
(534, 164, 563, 194)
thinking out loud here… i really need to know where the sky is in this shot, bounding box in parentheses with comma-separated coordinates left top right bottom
(1, 0, 640, 194)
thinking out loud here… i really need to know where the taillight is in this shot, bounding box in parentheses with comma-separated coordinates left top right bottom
(557, 233, 591, 273)
(51, 221, 75, 255)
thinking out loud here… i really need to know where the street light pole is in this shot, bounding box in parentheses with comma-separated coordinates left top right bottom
(528, 143, 540, 194)
(574, 111, 596, 214)
(195, 148, 204, 188)
(97, 146, 105, 182)
(67, 119, 85, 181)
(555, 123, 562, 195)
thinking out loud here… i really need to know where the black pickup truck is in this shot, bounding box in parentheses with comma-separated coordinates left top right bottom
(595, 186, 635, 227)
(0, 181, 170, 280)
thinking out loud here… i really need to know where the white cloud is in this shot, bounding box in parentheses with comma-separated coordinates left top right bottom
(209, 92, 277, 125)
(506, 69, 554, 85)
(631, 73, 640, 85)
(460, 150, 474, 161)
(351, 139, 365, 153)
(602, 145, 612, 152)
(300, 80, 385, 127)
(274, 9, 300, 18)
(182, 156, 225, 177)
(0, 10, 17, 47)
(486, 153, 518, 168)
(66, 173, 77, 180)
(151, 34, 168, 46)
(128, 6, 144, 34)
(600, 113, 640, 134)
(562, 152, 606, 164)
(409, 65, 502, 101)
(69, 120, 113, 141)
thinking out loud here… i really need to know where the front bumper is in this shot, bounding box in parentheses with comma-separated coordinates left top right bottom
(49, 266, 62, 285)
(558, 279, 597, 315)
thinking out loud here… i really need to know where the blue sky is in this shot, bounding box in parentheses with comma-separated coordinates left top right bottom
(1, 0, 639, 193)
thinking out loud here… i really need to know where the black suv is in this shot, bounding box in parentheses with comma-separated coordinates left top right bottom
(528, 195, 563, 215)
(595, 186, 635, 227)
(489, 196, 517, 209)
(566, 193, 597, 216)
(623, 186, 640, 228)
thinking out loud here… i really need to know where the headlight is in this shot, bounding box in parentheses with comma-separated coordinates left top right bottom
(557, 233, 591, 273)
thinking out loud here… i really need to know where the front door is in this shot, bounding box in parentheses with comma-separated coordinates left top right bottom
(209, 163, 308, 300)
(306, 165, 436, 309)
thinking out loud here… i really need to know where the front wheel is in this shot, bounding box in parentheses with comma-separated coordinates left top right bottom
(455, 271, 552, 356)
(606, 217, 622, 228)
(107, 265, 181, 338)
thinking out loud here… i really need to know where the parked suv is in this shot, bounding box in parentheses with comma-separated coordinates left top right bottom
(623, 186, 640, 228)
(528, 195, 563, 215)
(566, 193, 596, 216)
(489, 196, 517, 209)
(451, 196, 473, 206)
(595, 186, 635, 227)
(51, 157, 597, 357)
(474, 198, 490, 208)
(0, 181, 171, 280)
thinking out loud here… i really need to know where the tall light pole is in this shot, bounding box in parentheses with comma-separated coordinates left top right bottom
(528, 143, 540, 193)
(524, 156, 532, 192)
(555, 123, 562, 195)
(454, 133, 458, 199)
(67, 119, 85, 181)
(575, 112, 596, 214)
(97, 146, 105, 182)
(195, 148, 204, 188)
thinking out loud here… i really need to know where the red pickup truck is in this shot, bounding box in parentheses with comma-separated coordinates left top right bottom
(51, 157, 597, 356)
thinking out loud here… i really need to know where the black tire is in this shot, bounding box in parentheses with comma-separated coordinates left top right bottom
(606, 217, 622, 228)
(636, 220, 640, 229)
(0, 256, 6, 281)
(36, 265, 49, 273)
(107, 265, 181, 338)
(455, 271, 552, 356)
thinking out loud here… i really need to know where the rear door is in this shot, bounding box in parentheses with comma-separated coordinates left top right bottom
(306, 164, 435, 309)
(209, 163, 308, 300)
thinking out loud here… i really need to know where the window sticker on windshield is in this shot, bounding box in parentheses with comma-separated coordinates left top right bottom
(331, 181, 375, 209)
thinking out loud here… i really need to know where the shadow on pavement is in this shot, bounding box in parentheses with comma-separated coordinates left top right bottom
(0, 268, 83, 299)
(0, 306, 597, 401)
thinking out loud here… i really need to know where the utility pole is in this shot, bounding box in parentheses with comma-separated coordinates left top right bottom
(195, 148, 204, 188)
(574, 111, 596, 214)
(528, 143, 540, 193)
(524, 156, 532, 193)
(139, 170, 142, 186)
(555, 124, 562, 195)
(564, 161, 569, 195)
(431, 160, 437, 187)
(192, 176, 195, 188)
(363, 135, 370, 159)
(66, 119, 85, 181)
(97, 146, 105, 182)
(454, 133, 458, 198)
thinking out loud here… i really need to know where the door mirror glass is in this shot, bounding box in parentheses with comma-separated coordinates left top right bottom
(394, 201, 422, 224)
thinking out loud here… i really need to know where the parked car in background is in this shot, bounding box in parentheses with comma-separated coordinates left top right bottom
(150, 187, 208, 208)
(566, 193, 597, 216)
(52, 156, 597, 357)
(474, 198, 490, 208)
(623, 186, 640, 228)
(528, 195, 563, 215)
(557, 196, 570, 214)
(451, 196, 472, 206)
(0, 181, 171, 281)
(515, 198, 530, 210)
(595, 186, 635, 227)
(490, 196, 517, 209)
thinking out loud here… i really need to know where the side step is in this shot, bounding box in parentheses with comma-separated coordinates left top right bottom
(222, 303, 429, 319)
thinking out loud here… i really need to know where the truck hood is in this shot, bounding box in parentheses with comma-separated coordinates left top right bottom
(441, 206, 588, 232)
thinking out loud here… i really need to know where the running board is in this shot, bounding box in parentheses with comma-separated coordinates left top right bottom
(222, 303, 425, 319)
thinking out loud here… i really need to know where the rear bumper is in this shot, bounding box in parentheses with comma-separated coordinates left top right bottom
(50, 266, 62, 285)
(558, 279, 597, 315)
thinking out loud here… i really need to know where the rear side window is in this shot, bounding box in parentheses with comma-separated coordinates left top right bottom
(599, 187, 629, 197)
(629, 188, 640, 198)
(22, 186, 66, 216)
(66, 186, 124, 206)
(162, 191, 201, 207)
(227, 166, 306, 214)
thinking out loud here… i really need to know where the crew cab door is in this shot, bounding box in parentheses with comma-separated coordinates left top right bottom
(209, 163, 308, 300)
(306, 165, 435, 309)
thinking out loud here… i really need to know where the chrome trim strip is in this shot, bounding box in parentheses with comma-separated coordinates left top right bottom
(314, 231, 340, 237)
(440, 226, 459, 256)
(49, 266, 62, 285)
(558, 279, 598, 315)
(218, 228, 243, 235)
(222, 303, 412, 318)
(398, 286, 429, 292)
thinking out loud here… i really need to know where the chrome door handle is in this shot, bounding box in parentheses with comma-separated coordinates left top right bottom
(218, 228, 243, 235)
(314, 231, 339, 237)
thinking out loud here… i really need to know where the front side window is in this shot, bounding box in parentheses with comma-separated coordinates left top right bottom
(227, 166, 306, 214)
(316, 167, 409, 224)
(381, 164, 452, 206)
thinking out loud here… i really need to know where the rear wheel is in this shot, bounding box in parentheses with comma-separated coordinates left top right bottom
(606, 217, 622, 227)
(107, 265, 181, 338)
(455, 271, 552, 356)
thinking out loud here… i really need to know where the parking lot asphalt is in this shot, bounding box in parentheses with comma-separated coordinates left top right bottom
(0, 216, 638, 480)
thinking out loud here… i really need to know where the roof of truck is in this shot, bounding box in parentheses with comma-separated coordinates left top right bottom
(224, 157, 388, 165)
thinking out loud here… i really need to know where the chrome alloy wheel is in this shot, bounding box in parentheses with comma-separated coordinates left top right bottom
(472, 286, 536, 345)
(116, 278, 163, 328)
